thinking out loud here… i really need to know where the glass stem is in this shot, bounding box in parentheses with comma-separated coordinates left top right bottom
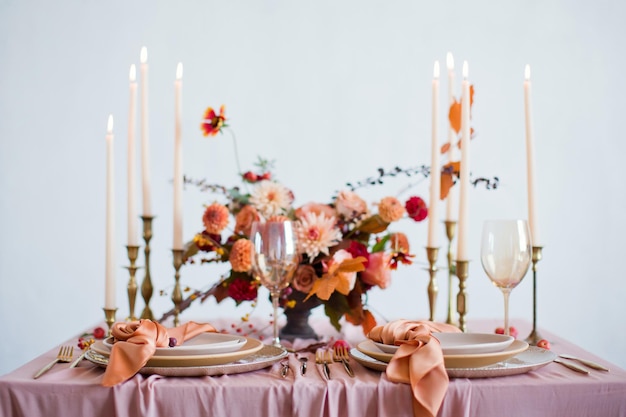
(271, 290, 281, 347)
(502, 288, 511, 336)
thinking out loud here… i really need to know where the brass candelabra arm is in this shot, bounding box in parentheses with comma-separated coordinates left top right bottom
(455, 260, 469, 333)
(171, 249, 184, 327)
(425, 247, 440, 322)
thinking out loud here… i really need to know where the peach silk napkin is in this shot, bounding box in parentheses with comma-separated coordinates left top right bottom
(368, 320, 461, 417)
(102, 319, 216, 386)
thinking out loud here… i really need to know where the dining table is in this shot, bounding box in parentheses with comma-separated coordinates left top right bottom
(1, 316, 625, 417)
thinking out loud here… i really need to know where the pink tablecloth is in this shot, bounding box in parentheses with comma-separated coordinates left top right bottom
(1, 318, 625, 417)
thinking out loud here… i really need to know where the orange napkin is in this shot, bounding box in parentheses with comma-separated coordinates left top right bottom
(368, 320, 461, 417)
(102, 319, 216, 386)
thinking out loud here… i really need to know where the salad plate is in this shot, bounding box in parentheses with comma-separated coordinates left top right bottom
(102, 332, 247, 356)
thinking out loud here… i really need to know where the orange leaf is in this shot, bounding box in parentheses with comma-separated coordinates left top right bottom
(361, 309, 377, 335)
(336, 257, 367, 274)
(357, 214, 390, 234)
(470, 84, 475, 106)
(440, 142, 451, 154)
(448, 99, 461, 134)
(440, 161, 460, 200)
(306, 274, 340, 301)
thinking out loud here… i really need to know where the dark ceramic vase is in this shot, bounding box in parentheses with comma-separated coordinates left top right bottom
(279, 290, 322, 341)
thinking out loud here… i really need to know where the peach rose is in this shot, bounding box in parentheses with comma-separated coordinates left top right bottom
(360, 252, 392, 289)
(234, 205, 260, 237)
(292, 264, 317, 293)
(335, 190, 368, 220)
(295, 202, 336, 220)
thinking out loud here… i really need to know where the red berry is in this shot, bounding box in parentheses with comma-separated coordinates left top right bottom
(93, 327, 106, 339)
(537, 339, 549, 348)
(260, 172, 271, 180)
(242, 171, 258, 183)
(495, 327, 505, 335)
(169, 337, 178, 347)
(333, 340, 350, 349)
(494, 326, 518, 338)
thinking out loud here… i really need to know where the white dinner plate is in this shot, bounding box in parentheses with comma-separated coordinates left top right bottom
(373, 333, 514, 356)
(91, 337, 264, 367)
(86, 344, 288, 376)
(351, 346, 555, 378)
(357, 339, 529, 369)
(102, 333, 247, 356)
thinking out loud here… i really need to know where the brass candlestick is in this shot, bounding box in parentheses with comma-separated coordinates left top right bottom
(444, 221, 457, 325)
(140, 215, 155, 320)
(455, 260, 469, 332)
(171, 249, 184, 327)
(103, 308, 118, 337)
(525, 246, 544, 345)
(125, 245, 140, 321)
(425, 247, 440, 321)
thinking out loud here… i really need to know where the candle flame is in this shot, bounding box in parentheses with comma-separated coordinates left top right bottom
(462, 61, 468, 79)
(107, 114, 114, 133)
(176, 62, 183, 80)
(433, 61, 440, 78)
(525, 64, 531, 81)
(140, 47, 148, 64)
(446, 52, 454, 70)
(129, 64, 136, 82)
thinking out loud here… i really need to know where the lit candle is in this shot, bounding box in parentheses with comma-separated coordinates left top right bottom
(445, 52, 457, 221)
(456, 61, 471, 261)
(127, 64, 138, 246)
(173, 62, 183, 250)
(139, 46, 152, 216)
(105, 115, 116, 309)
(524, 64, 540, 246)
(427, 61, 440, 248)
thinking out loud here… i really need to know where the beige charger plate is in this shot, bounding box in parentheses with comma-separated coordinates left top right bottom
(91, 337, 264, 367)
(357, 339, 529, 369)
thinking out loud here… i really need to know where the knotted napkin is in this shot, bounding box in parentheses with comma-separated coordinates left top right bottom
(368, 320, 461, 417)
(102, 319, 216, 386)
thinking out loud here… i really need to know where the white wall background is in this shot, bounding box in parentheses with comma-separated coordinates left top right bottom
(1, 0, 625, 375)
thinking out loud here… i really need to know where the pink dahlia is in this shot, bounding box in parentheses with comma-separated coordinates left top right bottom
(295, 212, 342, 261)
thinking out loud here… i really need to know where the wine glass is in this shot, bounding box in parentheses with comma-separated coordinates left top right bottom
(249, 220, 299, 347)
(480, 220, 532, 337)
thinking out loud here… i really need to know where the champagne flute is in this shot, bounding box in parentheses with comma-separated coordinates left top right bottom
(250, 220, 299, 347)
(480, 220, 532, 337)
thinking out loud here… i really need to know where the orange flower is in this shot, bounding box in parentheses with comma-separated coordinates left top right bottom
(201, 105, 226, 136)
(234, 205, 260, 237)
(295, 202, 336, 220)
(202, 203, 230, 234)
(267, 215, 290, 222)
(229, 239, 254, 272)
(378, 197, 405, 223)
(389, 232, 410, 253)
(361, 252, 392, 289)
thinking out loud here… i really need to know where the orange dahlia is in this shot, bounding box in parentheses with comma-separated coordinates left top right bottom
(229, 239, 253, 272)
(202, 203, 230, 234)
(378, 197, 405, 223)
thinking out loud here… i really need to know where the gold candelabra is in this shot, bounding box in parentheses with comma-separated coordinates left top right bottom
(171, 249, 184, 327)
(425, 247, 440, 321)
(444, 221, 457, 325)
(455, 260, 469, 332)
(525, 246, 544, 345)
(103, 308, 117, 337)
(140, 215, 155, 320)
(125, 245, 140, 321)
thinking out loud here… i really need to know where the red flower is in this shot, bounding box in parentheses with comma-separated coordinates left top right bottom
(346, 240, 370, 267)
(201, 105, 227, 136)
(193, 231, 222, 252)
(227, 277, 258, 303)
(390, 251, 414, 270)
(405, 196, 428, 222)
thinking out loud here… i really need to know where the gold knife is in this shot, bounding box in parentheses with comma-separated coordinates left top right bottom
(554, 358, 590, 374)
(559, 354, 609, 372)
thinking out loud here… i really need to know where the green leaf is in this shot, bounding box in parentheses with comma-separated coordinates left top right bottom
(371, 234, 390, 253)
(324, 293, 351, 332)
(183, 240, 200, 262)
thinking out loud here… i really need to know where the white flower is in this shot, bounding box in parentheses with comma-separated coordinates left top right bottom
(296, 212, 342, 260)
(249, 181, 293, 219)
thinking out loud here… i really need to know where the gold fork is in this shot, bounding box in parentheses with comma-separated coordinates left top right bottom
(333, 345, 355, 377)
(315, 349, 331, 380)
(34, 346, 74, 379)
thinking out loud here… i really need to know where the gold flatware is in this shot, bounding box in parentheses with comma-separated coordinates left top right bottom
(297, 355, 308, 376)
(559, 354, 609, 372)
(553, 358, 589, 375)
(34, 346, 74, 379)
(333, 345, 354, 377)
(280, 361, 290, 378)
(69, 350, 89, 368)
(315, 349, 331, 380)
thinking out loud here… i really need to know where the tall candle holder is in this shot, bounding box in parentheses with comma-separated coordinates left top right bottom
(425, 247, 440, 321)
(125, 245, 140, 321)
(140, 215, 155, 320)
(525, 246, 544, 345)
(171, 249, 184, 327)
(444, 221, 457, 325)
(103, 307, 117, 337)
(455, 260, 469, 332)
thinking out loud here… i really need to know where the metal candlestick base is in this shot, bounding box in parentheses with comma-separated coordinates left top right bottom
(525, 246, 544, 345)
(125, 245, 140, 321)
(103, 308, 118, 337)
(425, 247, 440, 322)
(444, 221, 457, 325)
(171, 249, 184, 327)
(140, 216, 155, 320)
(455, 260, 469, 332)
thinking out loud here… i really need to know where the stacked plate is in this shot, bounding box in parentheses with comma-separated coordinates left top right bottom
(350, 333, 556, 378)
(86, 333, 288, 377)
